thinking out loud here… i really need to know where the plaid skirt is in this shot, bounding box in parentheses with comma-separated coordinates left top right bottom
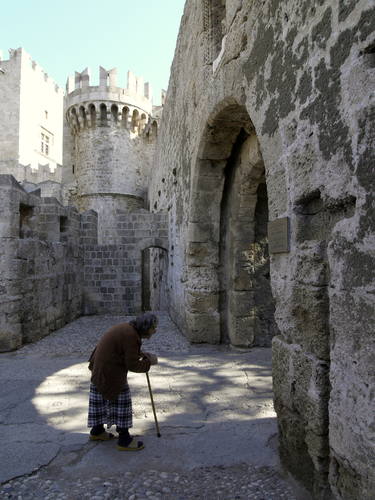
(87, 382, 133, 429)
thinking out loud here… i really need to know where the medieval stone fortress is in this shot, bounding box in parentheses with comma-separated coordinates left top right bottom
(0, 1, 374, 499)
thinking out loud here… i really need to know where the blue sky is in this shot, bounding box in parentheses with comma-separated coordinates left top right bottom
(1, 0, 186, 104)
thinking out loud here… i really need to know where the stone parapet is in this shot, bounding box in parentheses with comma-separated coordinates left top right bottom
(0, 175, 83, 351)
(66, 67, 152, 114)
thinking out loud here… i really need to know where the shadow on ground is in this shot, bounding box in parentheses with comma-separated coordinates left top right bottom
(0, 314, 279, 484)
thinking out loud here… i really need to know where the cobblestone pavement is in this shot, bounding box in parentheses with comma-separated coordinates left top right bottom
(0, 313, 302, 499)
(0, 465, 296, 500)
(12, 313, 193, 357)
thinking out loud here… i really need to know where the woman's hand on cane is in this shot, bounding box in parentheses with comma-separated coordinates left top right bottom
(142, 352, 158, 365)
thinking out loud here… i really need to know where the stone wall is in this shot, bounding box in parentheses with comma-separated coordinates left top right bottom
(0, 175, 83, 351)
(0, 163, 63, 191)
(0, 50, 21, 174)
(0, 173, 168, 351)
(146, 247, 169, 311)
(82, 209, 168, 314)
(150, 0, 375, 498)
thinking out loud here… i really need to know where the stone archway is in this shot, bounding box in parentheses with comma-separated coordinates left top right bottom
(185, 99, 276, 347)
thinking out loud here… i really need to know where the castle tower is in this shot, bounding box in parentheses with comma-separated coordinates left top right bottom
(0, 48, 64, 183)
(64, 66, 158, 243)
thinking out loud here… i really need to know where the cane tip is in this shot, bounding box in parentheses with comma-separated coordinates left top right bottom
(157, 433, 161, 438)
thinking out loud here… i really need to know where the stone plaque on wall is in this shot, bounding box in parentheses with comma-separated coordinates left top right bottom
(268, 217, 290, 254)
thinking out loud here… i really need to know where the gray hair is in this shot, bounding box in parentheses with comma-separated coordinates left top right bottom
(130, 312, 158, 336)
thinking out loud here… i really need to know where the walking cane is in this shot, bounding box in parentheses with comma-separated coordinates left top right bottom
(146, 372, 161, 437)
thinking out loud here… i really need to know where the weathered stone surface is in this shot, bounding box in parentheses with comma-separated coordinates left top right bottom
(228, 290, 255, 317)
(186, 241, 219, 267)
(185, 311, 221, 344)
(227, 314, 255, 347)
(272, 337, 330, 435)
(149, 2, 375, 496)
(186, 290, 219, 314)
(0, 178, 83, 350)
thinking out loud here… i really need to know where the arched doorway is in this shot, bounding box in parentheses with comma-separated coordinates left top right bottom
(142, 246, 168, 311)
(185, 99, 276, 347)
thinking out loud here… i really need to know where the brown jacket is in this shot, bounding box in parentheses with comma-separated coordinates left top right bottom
(88, 322, 150, 400)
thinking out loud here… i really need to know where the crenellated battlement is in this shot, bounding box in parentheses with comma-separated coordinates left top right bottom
(65, 65, 157, 137)
(0, 47, 64, 95)
(66, 66, 152, 104)
(63, 62, 159, 225)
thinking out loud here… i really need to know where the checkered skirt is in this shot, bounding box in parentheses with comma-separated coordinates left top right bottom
(87, 383, 133, 429)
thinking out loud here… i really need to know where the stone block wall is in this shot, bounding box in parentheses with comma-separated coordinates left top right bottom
(82, 209, 168, 314)
(0, 162, 63, 187)
(0, 174, 168, 352)
(78, 193, 145, 245)
(150, 0, 375, 498)
(0, 174, 83, 351)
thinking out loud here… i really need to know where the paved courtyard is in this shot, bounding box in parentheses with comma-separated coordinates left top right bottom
(0, 314, 304, 499)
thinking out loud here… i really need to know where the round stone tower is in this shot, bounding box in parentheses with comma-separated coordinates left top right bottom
(64, 66, 157, 242)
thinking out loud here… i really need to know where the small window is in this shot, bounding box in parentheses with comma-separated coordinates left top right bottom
(40, 131, 52, 156)
(60, 216, 68, 232)
(60, 216, 68, 242)
(19, 204, 34, 239)
(100, 103, 107, 125)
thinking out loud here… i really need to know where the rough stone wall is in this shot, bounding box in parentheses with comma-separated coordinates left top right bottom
(0, 162, 63, 189)
(150, 1, 375, 498)
(34, 180, 63, 202)
(148, 247, 169, 311)
(0, 50, 21, 174)
(20, 179, 63, 204)
(77, 194, 145, 245)
(82, 210, 168, 314)
(0, 175, 83, 352)
(0, 174, 168, 346)
(71, 125, 151, 201)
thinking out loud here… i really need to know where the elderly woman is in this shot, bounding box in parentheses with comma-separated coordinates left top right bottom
(87, 312, 158, 451)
